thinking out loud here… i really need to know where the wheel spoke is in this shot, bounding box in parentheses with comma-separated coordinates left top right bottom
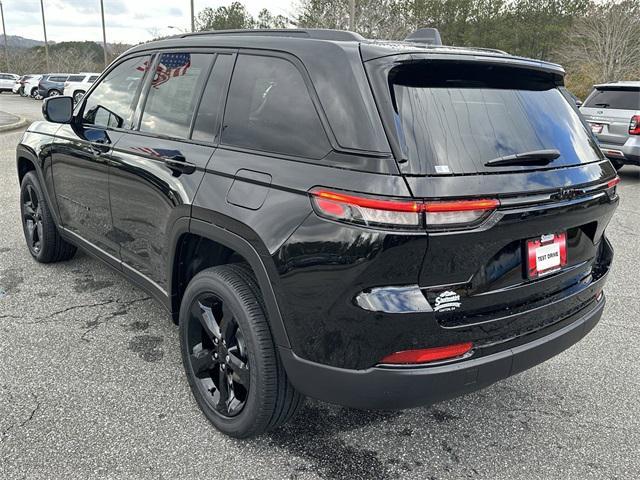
(35, 221, 43, 244)
(219, 313, 235, 345)
(23, 203, 36, 218)
(214, 367, 230, 414)
(196, 301, 221, 341)
(27, 185, 38, 209)
(190, 348, 216, 376)
(227, 349, 249, 387)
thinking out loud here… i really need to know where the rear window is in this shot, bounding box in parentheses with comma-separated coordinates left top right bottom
(583, 87, 640, 110)
(389, 62, 602, 175)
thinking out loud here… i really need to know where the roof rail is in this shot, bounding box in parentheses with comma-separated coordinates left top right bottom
(179, 28, 365, 42)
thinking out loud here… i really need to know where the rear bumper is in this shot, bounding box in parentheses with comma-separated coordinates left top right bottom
(280, 297, 605, 409)
(599, 138, 640, 165)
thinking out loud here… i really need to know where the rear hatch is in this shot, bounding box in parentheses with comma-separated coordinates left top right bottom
(580, 85, 640, 147)
(365, 54, 618, 335)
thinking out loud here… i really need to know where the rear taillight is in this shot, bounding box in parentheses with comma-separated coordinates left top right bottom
(630, 115, 640, 135)
(607, 177, 621, 189)
(380, 342, 473, 365)
(309, 188, 499, 230)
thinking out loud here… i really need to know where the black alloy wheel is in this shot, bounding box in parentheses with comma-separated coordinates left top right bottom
(179, 265, 304, 438)
(185, 293, 250, 417)
(21, 183, 43, 255)
(19, 171, 76, 263)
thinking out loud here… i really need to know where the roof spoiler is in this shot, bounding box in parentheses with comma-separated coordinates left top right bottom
(405, 28, 442, 45)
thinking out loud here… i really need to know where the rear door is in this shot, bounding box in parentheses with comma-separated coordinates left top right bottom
(580, 86, 640, 146)
(108, 50, 234, 292)
(366, 56, 618, 328)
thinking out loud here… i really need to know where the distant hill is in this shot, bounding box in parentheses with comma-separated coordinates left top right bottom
(1, 35, 46, 49)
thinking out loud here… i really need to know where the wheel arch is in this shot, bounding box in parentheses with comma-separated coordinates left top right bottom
(169, 217, 291, 349)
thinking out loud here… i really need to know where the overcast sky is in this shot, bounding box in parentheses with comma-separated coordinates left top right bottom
(3, 0, 298, 44)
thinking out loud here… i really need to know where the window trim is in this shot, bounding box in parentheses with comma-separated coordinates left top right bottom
(76, 53, 154, 132)
(218, 50, 334, 160)
(190, 52, 237, 146)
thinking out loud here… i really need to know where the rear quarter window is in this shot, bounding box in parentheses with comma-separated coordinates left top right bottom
(583, 88, 640, 110)
(221, 54, 331, 159)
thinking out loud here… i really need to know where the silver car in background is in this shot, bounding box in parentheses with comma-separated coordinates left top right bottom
(580, 81, 640, 170)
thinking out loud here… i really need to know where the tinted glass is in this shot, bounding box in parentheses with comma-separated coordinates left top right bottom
(390, 62, 601, 175)
(68, 75, 85, 82)
(49, 76, 68, 82)
(88, 75, 99, 82)
(83, 56, 150, 129)
(222, 55, 330, 159)
(139, 53, 212, 139)
(192, 54, 233, 143)
(583, 88, 640, 110)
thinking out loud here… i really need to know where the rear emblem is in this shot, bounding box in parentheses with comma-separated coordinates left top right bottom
(434, 291, 461, 312)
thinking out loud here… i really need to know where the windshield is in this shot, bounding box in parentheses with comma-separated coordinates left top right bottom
(389, 62, 602, 175)
(583, 87, 640, 110)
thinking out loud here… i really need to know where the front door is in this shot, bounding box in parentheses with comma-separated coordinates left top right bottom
(50, 54, 152, 258)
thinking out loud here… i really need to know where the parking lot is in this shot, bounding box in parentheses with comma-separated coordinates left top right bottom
(0, 93, 639, 479)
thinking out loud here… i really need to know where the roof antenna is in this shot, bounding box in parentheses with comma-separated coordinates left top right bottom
(405, 28, 442, 45)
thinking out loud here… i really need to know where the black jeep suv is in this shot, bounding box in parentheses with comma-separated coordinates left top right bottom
(17, 28, 619, 438)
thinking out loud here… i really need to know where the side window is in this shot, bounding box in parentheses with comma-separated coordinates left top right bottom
(139, 52, 212, 139)
(88, 75, 99, 83)
(192, 54, 234, 143)
(221, 55, 331, 159)
(82, 56, 150, 129)
(68, 75, 85, 82)
(50, 76, 68, 82)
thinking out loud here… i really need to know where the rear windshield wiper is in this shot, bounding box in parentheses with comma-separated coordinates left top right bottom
(485, 149, 561, 167)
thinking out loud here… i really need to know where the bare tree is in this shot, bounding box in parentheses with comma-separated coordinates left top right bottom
(296, 0, 411, 39)
(556, 0, 640, 84)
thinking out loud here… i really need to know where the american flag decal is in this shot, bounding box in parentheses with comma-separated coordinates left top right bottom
(152, 53, 191, 88)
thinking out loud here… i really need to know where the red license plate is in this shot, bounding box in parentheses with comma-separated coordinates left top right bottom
(526, 232, 567, 279)
(590, 123, 603, 134)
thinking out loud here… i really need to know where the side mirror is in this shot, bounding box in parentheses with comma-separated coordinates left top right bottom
(575, 100, 583, 108)
(42, 96, 74, 124)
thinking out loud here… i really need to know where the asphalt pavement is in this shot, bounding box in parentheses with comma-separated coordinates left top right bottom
(0, 94, 639, 479)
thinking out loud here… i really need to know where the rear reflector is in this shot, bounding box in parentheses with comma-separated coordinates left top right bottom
(607, 177, 620, 189)
(310, 188, 499, 229)
(380, 342, 473, 365)
(630, 115, 640, 135)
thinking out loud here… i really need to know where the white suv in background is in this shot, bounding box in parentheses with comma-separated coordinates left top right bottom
(24, 75, 43, 98)
(63, 73, 100, 103)
(0, 73, 19, 93)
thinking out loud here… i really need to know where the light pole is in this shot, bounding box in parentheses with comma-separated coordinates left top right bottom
(40, 0, 49, 71)
(0, 1, 9, 71)
(100, 0, 108, 68)
(190, 0, 195, 32)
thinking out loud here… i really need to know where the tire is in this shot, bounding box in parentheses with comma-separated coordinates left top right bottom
(179, 264, 304, 438)
(30, 87, 38, 98)
(20, 171, 77, 263)
(48, 89, 61, 97)
(73, 91, 85, 104)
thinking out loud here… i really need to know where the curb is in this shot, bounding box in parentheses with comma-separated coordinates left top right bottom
(0, 117, 29, 133)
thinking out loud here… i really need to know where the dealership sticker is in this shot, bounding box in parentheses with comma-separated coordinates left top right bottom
(434, 291, 461, 312)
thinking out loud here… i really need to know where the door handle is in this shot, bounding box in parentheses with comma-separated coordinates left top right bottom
(165, 157, 196, 176)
